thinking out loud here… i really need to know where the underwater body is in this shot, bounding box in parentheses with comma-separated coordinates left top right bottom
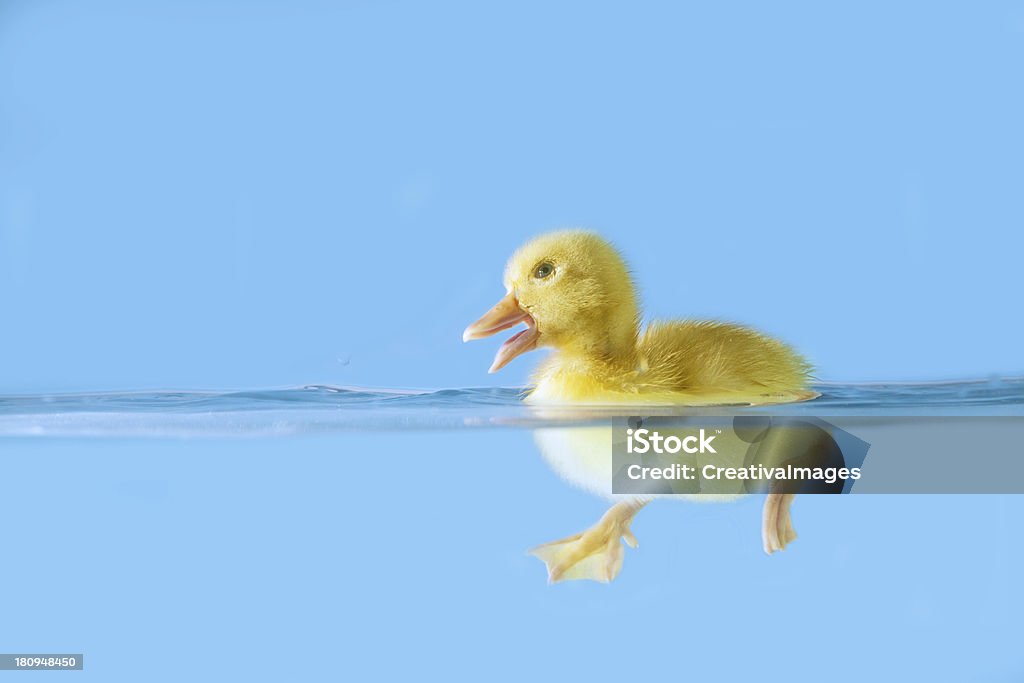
(2, 378, 1023, 681)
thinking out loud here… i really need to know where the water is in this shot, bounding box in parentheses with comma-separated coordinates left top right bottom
(2, 379, 1023, 681)
(2, 377, 1022, 437)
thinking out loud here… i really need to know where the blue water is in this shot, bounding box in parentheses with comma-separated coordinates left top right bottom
(2, 378, 1023, 438)
(2, 379, 1023, 681)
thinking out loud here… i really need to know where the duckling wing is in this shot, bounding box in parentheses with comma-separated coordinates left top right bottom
(638, 320, 814, 397)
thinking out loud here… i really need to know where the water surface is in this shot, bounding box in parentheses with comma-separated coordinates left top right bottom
(2, 377, 1021, 437)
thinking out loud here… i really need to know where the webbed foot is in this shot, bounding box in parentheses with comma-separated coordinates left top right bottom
(529, 501, 644, 584)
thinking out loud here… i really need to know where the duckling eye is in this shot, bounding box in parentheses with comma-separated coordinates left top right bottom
(533, 262, 555, 279)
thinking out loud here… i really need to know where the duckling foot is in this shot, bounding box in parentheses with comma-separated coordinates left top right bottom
(762, 493, 798, 554)
(529, 500, 647, 584)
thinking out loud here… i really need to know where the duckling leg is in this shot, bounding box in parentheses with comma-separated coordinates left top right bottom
(762, 493, 797, 554)
(529, 498, 649, 584)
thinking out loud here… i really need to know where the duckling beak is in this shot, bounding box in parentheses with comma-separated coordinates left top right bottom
(463, 291, 540, 373)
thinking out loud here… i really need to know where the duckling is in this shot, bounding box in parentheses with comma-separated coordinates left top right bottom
(462, 229, 816, 405)
(463, 229, 814, 583)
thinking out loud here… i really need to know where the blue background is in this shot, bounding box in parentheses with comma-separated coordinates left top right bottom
(3, 4, 1024, 682)
(2, 0, 1022, 393)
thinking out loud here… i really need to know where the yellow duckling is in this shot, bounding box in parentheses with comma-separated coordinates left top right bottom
(463, 229, 814, 583)
(463, 229, 815, 405)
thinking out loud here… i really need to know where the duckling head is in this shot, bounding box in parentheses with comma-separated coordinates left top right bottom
(464, 230, 640, 373)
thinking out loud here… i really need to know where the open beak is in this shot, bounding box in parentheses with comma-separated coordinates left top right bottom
(463, 291, 540, 373)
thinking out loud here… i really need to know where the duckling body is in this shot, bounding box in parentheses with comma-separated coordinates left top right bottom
(463, 229, 813, 583)
(529, 319, 815, 405)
